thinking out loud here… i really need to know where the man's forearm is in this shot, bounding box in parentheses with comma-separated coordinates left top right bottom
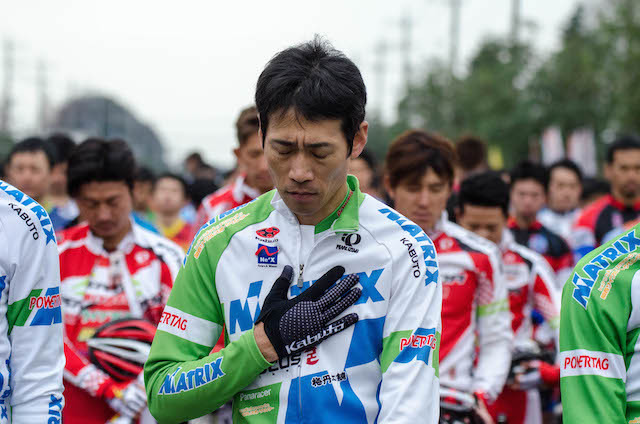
(254, 322, 277, 362)
(145, 329, 272, 423)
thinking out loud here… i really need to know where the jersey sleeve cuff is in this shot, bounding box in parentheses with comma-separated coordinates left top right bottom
(243, 329, 274, 369)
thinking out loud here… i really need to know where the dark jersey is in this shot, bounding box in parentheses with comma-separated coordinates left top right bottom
(507, 218, 572, 284)
(571, 194, 640, 260)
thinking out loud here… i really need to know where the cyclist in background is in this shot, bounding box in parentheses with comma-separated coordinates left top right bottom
(572, 135, 640, 259)
(508, 160, 572, 285)
(58, 138, 184, 423)
(0, 179, 65, 423)
(537, 159, 583, 242)
(384, 129, 511, 422)
(457, 171, 561, 424)
(194, 106, 273, 231)
(152, 173, 193, 253)
(3, 137, 56, 209)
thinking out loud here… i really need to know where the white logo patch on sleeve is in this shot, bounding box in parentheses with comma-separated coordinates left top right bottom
(560, 349, 626, 381)
(158, 305, 221, 347)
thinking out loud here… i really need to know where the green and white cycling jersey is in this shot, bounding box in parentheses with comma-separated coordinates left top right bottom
(144, 176, 442, 423)
(560, 223, 640, 423)
(0, 180, 64, 423)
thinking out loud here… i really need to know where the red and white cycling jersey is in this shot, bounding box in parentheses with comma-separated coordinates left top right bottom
(432, 214, 512, 400)
(194, 174, 260, 232)
(488, 230, 561, 424)
(57, 221, 184, 424)
(500, 230, 560, 349)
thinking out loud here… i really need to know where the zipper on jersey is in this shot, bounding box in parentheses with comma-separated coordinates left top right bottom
(297, 264, 305, 288)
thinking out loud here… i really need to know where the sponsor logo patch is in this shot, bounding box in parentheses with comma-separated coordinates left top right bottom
(336, 233, 361, 253)
(29, 287, 63, 326)
(560, 349, 625, 380)
(379, 208, 438, 285)
(193, 212, 250, 259)
(571, 229, 640, 308)
(256, 244, 279, 266)
(0, 181, 55, 244)
(256, 227, 280, 239)
(158, 357, 225, 395)
(311, 372, 347, 388)
(395, 327, 437, 366)
(160, 310, 188, 331)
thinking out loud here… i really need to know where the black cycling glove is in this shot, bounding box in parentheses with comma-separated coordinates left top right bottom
(255, 265, 361, 359)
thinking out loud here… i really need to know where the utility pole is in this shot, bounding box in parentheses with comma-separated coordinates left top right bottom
(449, 0, 461, 76)
(37, 59, 49, 131)
(0, 39, 15, 135)
(511, 0, 521, 44)
(400, 12, 413, 88)
(399, 12, 416, 125)
(373, 39, 388, 117)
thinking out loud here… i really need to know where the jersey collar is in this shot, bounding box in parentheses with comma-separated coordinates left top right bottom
(232, 174, 261, 203)
(270, 175, 363, 235)
(608, 194, 640, 211)
(507, 216, 543, 231)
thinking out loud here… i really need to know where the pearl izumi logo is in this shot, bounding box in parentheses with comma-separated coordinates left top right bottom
(336, 233, 361, 253)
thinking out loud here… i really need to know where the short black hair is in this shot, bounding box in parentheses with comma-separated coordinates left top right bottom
(510, 160, 548, 191)
(134, 166, 156, 184)
(47, 133, 75, 165)
(67, 138, 136, 197)
(606, 134, 640, 163)
(156, 172, 188, 196)
(581, 177, 610, 201)
(455, 135, 488, 172)
(459, 171, 510, 217)
(255, 36, 366, 155)
(548, 158, 583, 183)
(7, 137, 56, 168)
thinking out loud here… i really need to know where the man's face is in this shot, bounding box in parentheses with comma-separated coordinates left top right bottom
(50, 162, 68, 196)
(548, 167, 581, 212)
(152, 177, 186, 216)
(132, 180, 154, 213)
(348, 157, 374, 194)
(76, 181, 133, 240)
(6, 151, 51, 200)
(457, 204, 505, 245)
(386, 169, 451, 232)
(235, 133, 272, 193)
(606, 150, 640, 203)
(510, 179, 546, 221)
(262, 109, 367, 225)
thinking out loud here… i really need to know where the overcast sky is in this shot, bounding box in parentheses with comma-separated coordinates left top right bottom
(1, 0, 583, 169)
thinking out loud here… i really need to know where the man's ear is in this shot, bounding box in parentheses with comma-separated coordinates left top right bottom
(349, 121, 368, 159)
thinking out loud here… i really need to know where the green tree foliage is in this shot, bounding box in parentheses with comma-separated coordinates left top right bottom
(368, 0, 640, 168)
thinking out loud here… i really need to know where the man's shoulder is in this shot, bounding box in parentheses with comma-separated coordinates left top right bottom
(133, 222, 186, 261)
(443, 220, 500, 258)
(201, 184, 236, 209)
(575, 224, 640, 271)
(0, 180, 57, 247)
(506, 240, 551, 274)
(190, 191, 277, 258)
(575, 195, 613, 229)
(361, 198, 434, 246)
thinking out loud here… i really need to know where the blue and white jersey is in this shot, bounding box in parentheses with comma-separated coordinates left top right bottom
(0, 180, 64, 423)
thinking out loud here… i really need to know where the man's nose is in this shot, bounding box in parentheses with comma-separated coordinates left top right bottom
(96, 204, 112, 221)
(288, 153, 313, 183)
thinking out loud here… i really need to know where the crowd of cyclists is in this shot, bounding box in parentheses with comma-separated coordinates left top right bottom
(1, 37, 639, 423)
